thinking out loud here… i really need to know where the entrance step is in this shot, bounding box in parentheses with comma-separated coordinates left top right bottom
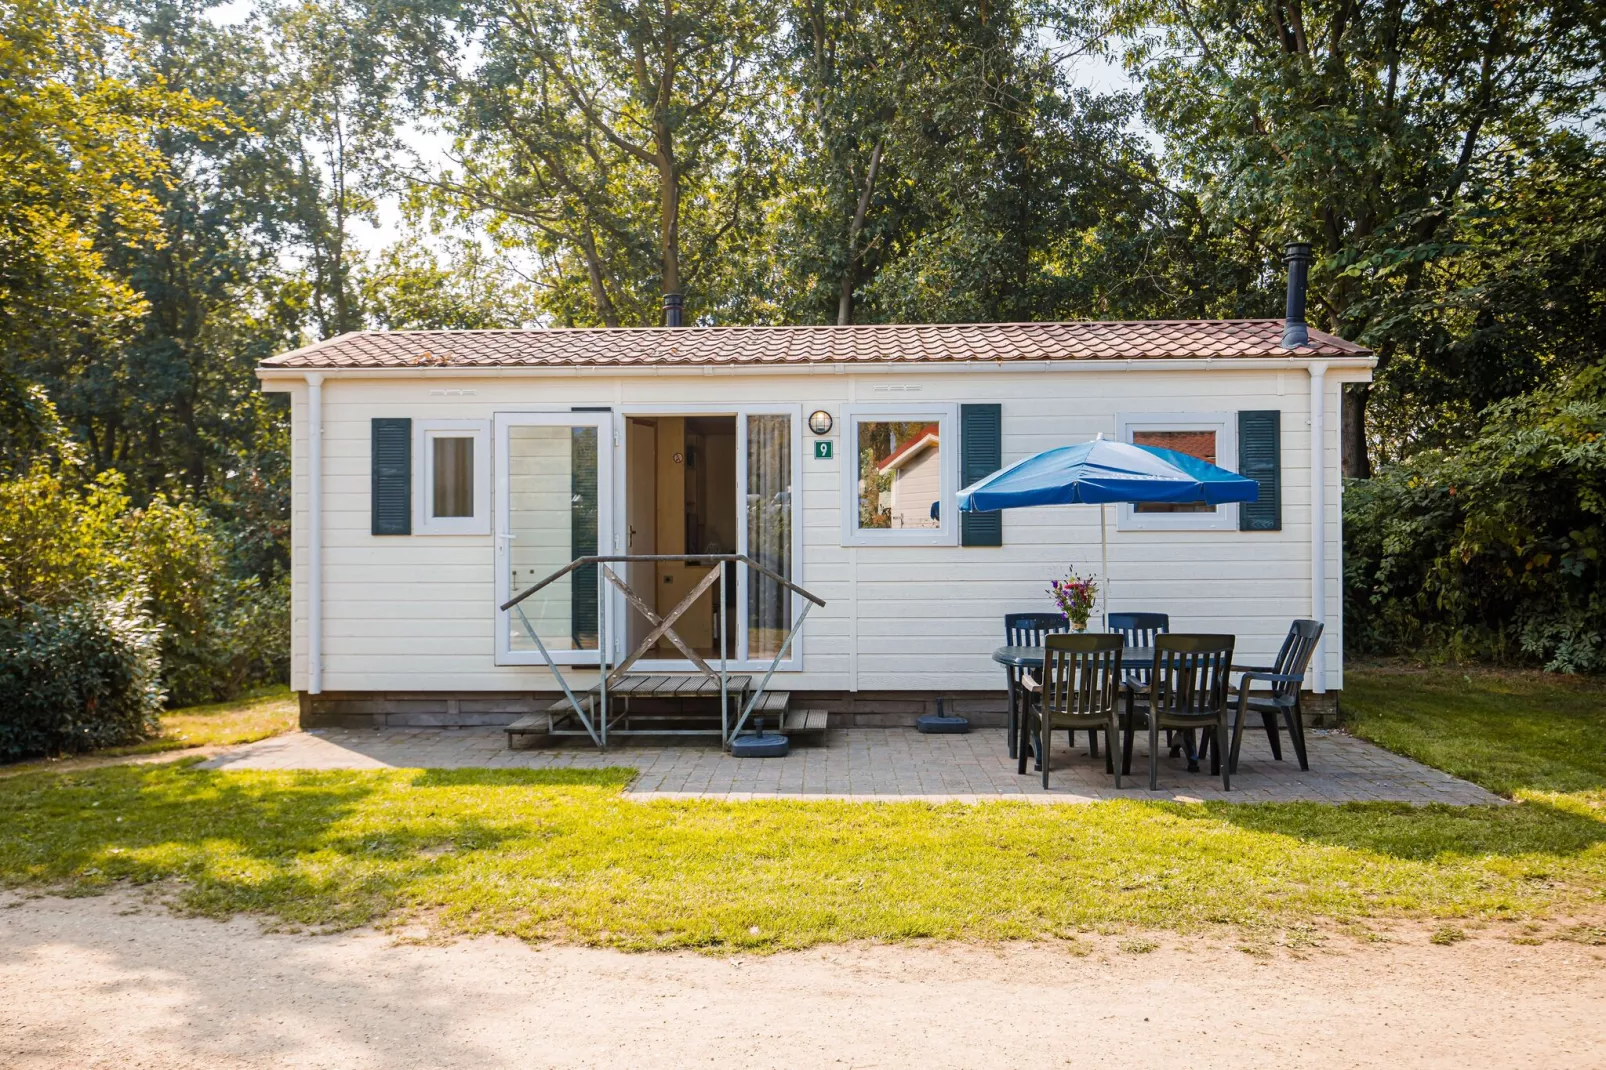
(505, 713, 551, 749)
(782, 708, 829, 737)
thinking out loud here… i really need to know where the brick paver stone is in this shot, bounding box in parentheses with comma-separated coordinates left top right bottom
(198, 727, 1503, 806)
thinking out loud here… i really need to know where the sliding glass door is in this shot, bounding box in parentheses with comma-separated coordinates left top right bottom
(494, 412, 613, 665)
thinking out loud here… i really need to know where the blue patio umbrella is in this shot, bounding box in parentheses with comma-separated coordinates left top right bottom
(957, 435, 1260, 625)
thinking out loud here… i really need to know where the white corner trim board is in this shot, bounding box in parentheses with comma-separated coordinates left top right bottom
(306, 372, 324, 695)
(1307, 360, 1327, 693)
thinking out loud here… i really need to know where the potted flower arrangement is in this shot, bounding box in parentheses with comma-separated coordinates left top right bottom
(1049, 568, 1099, 632)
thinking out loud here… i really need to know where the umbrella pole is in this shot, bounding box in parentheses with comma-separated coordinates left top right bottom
(1100, 502, 1110, 630)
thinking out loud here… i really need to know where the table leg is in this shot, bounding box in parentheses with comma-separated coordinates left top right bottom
(1005, 669, 1019, 760)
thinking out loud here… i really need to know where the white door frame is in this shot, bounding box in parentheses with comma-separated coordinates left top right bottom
(612, 403, 805, 673)
(493, 410, 615, 666)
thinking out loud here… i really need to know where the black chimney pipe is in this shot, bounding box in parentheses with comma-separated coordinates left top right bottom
(1281, 242, 1312, 348)
(662, 293, 684, 327)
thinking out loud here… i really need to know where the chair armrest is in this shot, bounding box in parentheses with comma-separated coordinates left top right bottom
(1235, 671, 1304, 690)
(1021, 671, 1042, 694)
(1231, 664, 1277, 674)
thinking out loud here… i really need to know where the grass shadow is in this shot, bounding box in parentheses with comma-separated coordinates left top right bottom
(1178, 796, 1606, 863)
(0, 763, 587, 929)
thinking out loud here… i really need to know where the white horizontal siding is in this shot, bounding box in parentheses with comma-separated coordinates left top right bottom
(285, 366, 1359, 694)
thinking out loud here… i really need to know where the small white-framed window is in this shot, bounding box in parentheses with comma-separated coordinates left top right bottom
(839, 404, 959, 546)
(1117, 412, 1239, 532)
(416, 420, 490, 535)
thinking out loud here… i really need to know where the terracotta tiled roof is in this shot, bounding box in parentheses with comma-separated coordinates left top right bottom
(259, 320, 1370, 370)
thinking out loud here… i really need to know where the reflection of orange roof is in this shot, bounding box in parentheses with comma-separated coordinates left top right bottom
(878, 425, 939, 472)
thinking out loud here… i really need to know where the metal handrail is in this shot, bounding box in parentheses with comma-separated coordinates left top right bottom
(501, 553, 825, 612)
(502, 552, 824, 750)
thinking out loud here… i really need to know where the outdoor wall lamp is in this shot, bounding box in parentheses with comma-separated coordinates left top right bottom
(808, 410, 833, 435)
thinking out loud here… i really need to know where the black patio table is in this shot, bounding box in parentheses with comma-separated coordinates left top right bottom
(992, 644, 1154, 771)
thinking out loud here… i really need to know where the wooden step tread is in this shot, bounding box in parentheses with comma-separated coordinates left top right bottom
(751, 691, 790, 712)
(783, 708, 829, 733)
(545, 675, 754, 711)
(506, 714, 548, 734)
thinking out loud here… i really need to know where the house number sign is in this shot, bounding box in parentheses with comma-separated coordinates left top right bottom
(813, 440, 833, 460)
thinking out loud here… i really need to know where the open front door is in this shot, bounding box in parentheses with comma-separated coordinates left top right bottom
(494, 411, 613, 665)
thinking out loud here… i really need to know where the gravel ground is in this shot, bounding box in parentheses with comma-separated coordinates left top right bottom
(3, 892, 1603, 1069)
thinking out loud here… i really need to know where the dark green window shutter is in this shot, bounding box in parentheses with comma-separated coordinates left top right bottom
(1238, 410, 1281, 532)
(371, 418, 412, 535)
(960, 403, 1002, 547)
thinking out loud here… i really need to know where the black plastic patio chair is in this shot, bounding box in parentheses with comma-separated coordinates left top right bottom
(1003, 612, 1070, 759)
(1120, 634, 1235, 792)
(1220, 619, 1324, 776)
(1021, 633, 1123, 788)
(1108, 612, 1172, 749)
(1107, 611, 1169, 651)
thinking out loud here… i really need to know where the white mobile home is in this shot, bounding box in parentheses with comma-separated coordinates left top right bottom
(259, 311, 1373, 729)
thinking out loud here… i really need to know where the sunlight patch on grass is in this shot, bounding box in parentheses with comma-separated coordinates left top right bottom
(105, 687, 299, 756)
(0, 763, 1602, 952)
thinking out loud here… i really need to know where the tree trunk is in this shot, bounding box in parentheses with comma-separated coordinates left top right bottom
(1342, 382, 1372, 479)
(654, 112, 681, 303)
(579, 225, 621, 327)
(837, 139, 884, 326)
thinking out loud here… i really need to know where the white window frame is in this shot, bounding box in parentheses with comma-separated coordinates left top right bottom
(1116, 412, 1239, 532)
(414, 420, 490, 535)
(839, 404, 960, 547)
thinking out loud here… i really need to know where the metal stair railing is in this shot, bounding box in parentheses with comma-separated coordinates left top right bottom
(500, 554, 826, 749)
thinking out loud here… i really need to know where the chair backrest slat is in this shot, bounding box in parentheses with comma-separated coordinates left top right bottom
(1149, 634, 1234, 718)
(1043, 633, 1124, 722)
(1006, 612, 1071, 647)
(1108, 611, 1170, 650)
(1267, 619, 1324, 701)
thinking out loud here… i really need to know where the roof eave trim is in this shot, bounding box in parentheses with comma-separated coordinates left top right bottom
(256, 354, 1377, 380)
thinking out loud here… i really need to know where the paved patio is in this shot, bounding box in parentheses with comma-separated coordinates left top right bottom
(199, 726, 1502, 805)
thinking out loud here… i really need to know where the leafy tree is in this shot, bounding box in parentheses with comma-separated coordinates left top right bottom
(1092, 0, 1606, 473)
(770, 0, 1167, 325)
(359, 236, 542, 329)
(0, 0, 219, 361)
(391, 0, 779, 325)
(266, 0, 402, 337)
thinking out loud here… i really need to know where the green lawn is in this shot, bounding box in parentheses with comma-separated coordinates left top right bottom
(0, 669, 1601, 951)
(1345, 666, 1606, 797)
(122, 687, 299, 754)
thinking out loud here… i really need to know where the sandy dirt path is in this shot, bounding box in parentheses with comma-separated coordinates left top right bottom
(2, 892, 1603, 1069)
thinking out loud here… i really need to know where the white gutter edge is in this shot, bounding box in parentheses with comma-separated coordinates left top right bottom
(256, 356, 1376, 382)
(305, 373, 325, 696)
(1308, 361, 1328, 694)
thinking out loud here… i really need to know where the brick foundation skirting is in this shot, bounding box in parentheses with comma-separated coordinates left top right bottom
(300, 688, 1345, 730)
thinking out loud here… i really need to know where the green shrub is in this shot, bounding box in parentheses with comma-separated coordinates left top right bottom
(0, 466, 289, 717)
(126, 495, 289, 705)
(0, 464, 132, 614)
(0, 598, 164, 761)
(1346, 366, 1606, 672)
